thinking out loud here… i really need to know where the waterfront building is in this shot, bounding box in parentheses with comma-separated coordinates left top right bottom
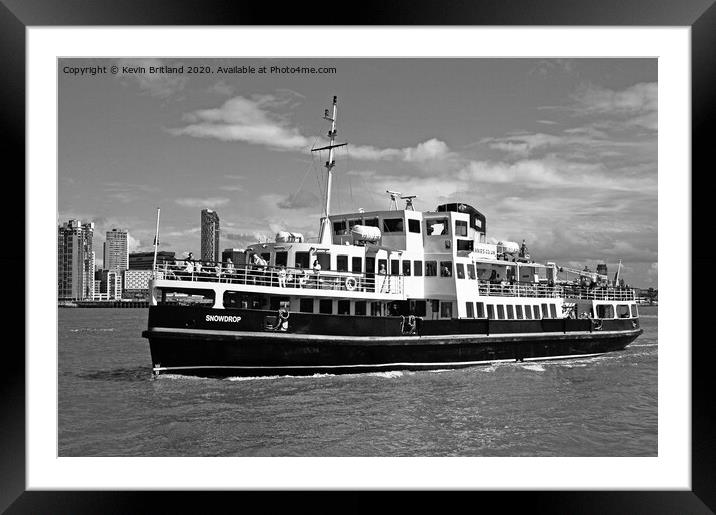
(129, 251, 175, 270)
(104, 228, 129, 271)
(221, 248, 246, 265)
(201, 209, 220, 263)
(123, 269, 164, 299)
(93, 269, 122, 300)
(58, 219, 95, 300)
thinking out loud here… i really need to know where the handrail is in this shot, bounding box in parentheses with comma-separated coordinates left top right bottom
(477, 282, 635, 301)
(153, 261, 403, 295)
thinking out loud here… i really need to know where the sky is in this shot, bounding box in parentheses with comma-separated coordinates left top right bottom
(58, 58, 657, 288)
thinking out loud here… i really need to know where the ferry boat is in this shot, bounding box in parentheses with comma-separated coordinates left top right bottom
(142, 96, 642, 377)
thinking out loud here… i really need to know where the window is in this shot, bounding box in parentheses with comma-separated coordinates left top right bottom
(402, 260, 411, 276)
(408, 219, 421, 233)
(533, 306, 541, 319)
(378, 259, 387, 274)
(366, 257, 375, 273)
(383, 218, 404, 233)
(275, 251, 288, 267)
(158, 288, 215, 306)
(316, 253, 331, 271)
(597, 304, 615, 318)
(507, 305, 514, 319)
(270, 296, 290, 310)
(371, 301, 382, 316)
(426, 218, 449, 236)
(476, 302, 485, 318)
(541, 303, 549, 318)
(295, 251, 310, 269)
(352, 257, 362, 273)
(426, 261, 437, 276)
(516, 305, 524, 319)
(440, 261, 453, 277)
(364, 217, 379, 228)
(414, 260, 423, 276)
(337, 255, 348, 272)
(319, 299, 333, 314)
(260, 252, 271, 263)
(337, 300, 350, 315)
(299, 298, 314, 313)
(455, 220, 468, 237)
(630, 304, 639, 317)
(467, 264, 476, 280)
(411, 300, 427, 317)
(550, 304, 558, 318)
(457, 239, 474, 251)
(355, 301, 367, 316)
(348, 219, 361, 231)
(487, 305, 495, 319)
(391, 259, 400, 275)
(524, 305, 532, 319)
(333, 220, 346, 235)
(466, 302, 474, 318)
(616, 304, 630, 318)
(456, 263, 465, 279)
(497, 305, 505, 319)
(431, 300, 440, 319)
(440, 302, 453, 318)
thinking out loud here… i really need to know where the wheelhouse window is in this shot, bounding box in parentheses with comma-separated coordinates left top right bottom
(319, 299, 333, 314)
(337, 300, 350, 315)
(440, 261, 453, 277)
(299, 298, 314, 313)
(507, 305, 515, 319)
(402, 260, 411, 276)
(363, 217, 379, 228)
(616, 304, 630, 318)
(352, 257, 362, 273)
(426, 218, 449, 236)
(455, 220, 468, 237)
(476, 302, 485, 318)
(333, 220, 347, 235)
(456, 263, 465, 279)
(295, 251, 310, 269)
(408, 219, 421, 233)
(383, 218, 404, 233)
(466, 302, 474, 318)
(355, 301, 367, 316)
(414, 260, 423, 276)
(426, 261, 437, 276)
(440, 301, 453, 319)
(457, 239, 474, 252)
(630, 304, 639, 317)
(337, 255, 349, 272)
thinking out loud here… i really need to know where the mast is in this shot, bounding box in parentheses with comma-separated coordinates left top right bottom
(152, 208, 161, 277)
(312, 96, 347, 245)
(613, 259, 622, 287)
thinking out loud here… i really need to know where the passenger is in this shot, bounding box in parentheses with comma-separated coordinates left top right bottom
(489, 269, 498, 284)
(378, 263, 387, 274)
(313, 259, 322, 287)
(278, 265, 287, 288)
(441, 265, 452, 277)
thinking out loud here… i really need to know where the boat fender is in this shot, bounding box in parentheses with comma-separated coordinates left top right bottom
(345, 277, 357, 291)
(278, 308, 290, 321)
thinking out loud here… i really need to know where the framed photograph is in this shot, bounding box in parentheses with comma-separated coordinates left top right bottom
(8, 0, 712, 512)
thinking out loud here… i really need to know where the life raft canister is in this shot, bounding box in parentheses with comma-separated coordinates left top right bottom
(345, 277, 358, 291)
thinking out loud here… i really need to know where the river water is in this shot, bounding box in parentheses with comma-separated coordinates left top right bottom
(58, 306, 657, 457)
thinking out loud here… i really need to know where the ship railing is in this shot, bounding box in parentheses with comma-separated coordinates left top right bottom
(153, 261, 403, 295)
(477, 282, 636, 301)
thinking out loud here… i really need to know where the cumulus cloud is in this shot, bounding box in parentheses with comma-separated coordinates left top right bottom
(347, 138, 451, 163)
(175, 197, 231, 208)
(277, 190, 321, 209)
(572, 82, 657, 115)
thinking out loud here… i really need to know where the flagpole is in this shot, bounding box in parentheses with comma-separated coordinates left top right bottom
(152, 208, 161, 277)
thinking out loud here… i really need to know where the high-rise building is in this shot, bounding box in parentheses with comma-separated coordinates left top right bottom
(58, 219, 95, 300)
(104, 228, 129, 271)
(221, 248, 246, 265)
(201, 209, 220, 263)
(129, 251, 176, 270)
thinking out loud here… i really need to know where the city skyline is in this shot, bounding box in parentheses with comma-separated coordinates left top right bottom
(59, 58, 658, 287)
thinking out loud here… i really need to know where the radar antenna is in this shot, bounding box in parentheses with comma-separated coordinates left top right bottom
(386, 190, 402, 210)
(400, 195, 417, 211)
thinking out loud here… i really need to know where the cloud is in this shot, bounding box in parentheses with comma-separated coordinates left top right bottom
(117, 58, 187, 99)
(346, 138, 452, 164)
(175, 197, 231, 208)
(207, 80, 235, 96)
(572, 82, 657, 115)
(277, 190, 321, 209)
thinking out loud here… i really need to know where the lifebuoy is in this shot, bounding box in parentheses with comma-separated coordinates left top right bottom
(278, 308, 289, 320)
(345, 277, 357, 291)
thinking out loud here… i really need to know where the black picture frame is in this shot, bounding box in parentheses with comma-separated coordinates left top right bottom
(5, 0, 713, 512)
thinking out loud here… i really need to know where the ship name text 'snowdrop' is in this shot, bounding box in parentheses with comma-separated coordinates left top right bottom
(205, 315, 242, 323)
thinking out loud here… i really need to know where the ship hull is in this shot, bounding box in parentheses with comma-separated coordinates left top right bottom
(143, 306, 642, 377)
